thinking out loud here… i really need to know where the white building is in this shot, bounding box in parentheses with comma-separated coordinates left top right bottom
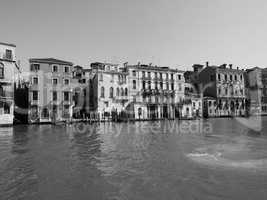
(126, 63, 185, 119)
(89, 62, 129, 120)
(0, 42, 20, 125)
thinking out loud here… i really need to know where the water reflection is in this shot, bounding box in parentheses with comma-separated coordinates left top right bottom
(0, 118, 267, 200)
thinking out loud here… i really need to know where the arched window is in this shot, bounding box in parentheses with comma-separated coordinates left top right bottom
(125, 88, 128, 96)
(133, 80, 136, 89)
(109, 87, 114, 98)
(101, 87, 105, 98)
(120, 88, 124, 96)
(116, 88, 120, 96)
(0, 63, 4, 78)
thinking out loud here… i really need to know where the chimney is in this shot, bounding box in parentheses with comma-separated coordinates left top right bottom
(123, 62, 128, 67)
(229, 64, 232, 69)
(237, 67, 239, 70)
(206, 61, 209, 67)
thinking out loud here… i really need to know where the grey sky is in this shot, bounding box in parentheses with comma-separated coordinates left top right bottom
(1, 0, 267, 70)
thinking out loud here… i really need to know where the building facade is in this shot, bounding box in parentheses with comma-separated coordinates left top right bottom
(198, 63, 246, 117)
(126, 63, 185, 119)
(0, 42, 20, 125)
(28, 58, 75, 123)
(246, 67, 267, 115)
(89, 62, 129, 120)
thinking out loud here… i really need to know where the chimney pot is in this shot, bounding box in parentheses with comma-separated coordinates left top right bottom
(206, 61, 209, 67)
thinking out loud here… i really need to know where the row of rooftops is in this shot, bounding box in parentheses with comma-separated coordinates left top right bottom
(28, 58, 266, 76)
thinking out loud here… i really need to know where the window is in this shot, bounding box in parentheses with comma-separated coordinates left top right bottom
(32, 91, 38, 101)
(121, 88, 124, 96)
(155, 82, 158, 90)
(160, 73, 163, 79)
(224, 74, 227, 81)
(30, 64, 40, 71)
(42, 108, 49, 118)
(209, 101, 212, 107)
(52, 78, 58, 85)
(0, 63, 4, 78)
(148, 81, 151, 89)
(230, 75, 233, 81)
(63, 105, 70, 117)
(171, 83, 174, 90)
(5, 49, 12, 60)
(111, 74, 114, 82)
(101, 87, 105, 98)
(64, 79, 69, 85)
(166, 83, 169, 90)
(64, 66, 69, 73)
(218, 87, 221, 95)
(52, 105, 57, 114)
(160, 82, 163, 89)
(132, 71, 136, 76)
(125, 88, 128, 96)
(218, 74, 221, 81)
(171, 74, 174, 80)
(178, 83, 182, 91)
(33, 77, 38, 84)
(178, 74, 181, 80)
(53, 91, 57, 101)
(64, 92, 69, 101)
(148, 72, 151, 78)
(99, 73, 103, 81)
(133, 80, 136, 89)
(154, 72, 157, 78)
(52, 65, 58, 72)
(225, 88, 228, 95)
(142, 81, 146, 89)
(116, 88, 120, 96)
(109, 87, 114, 98)
(240, 74, 243, 80)
(166, 73, 169, 80)
(234, 75, 237, 81)
(142, 71, 145, 77)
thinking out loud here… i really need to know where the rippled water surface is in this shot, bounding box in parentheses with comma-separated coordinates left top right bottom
(1, 117, 267, 200)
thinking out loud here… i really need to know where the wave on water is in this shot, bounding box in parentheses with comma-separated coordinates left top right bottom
(187, 152, 267, 170)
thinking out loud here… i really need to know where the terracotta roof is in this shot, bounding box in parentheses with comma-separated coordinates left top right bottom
(29, 58, 73, 66)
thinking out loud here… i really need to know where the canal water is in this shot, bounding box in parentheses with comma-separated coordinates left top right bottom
(0, 117, 267, 200)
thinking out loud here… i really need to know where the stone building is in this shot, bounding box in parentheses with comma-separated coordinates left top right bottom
(198, 63, 246, 117)
(28, 58, 75, 123)
(89, 62, 129, 120)
(0, 42, 20, 125)
(72, 65, 93, 119)
(125, 63, 185, 119)
(246, 67, 267, 115)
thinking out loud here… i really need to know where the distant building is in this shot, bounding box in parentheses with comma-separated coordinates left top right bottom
(0, 42, 20, 125)
(89, 62, 129, 120)
(198, 63, 246, 117)
(246, 67, 267, 115)
(28, 58, 75, 123)
(72, 65, 92, 119)
(125, 63, 185, 119)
